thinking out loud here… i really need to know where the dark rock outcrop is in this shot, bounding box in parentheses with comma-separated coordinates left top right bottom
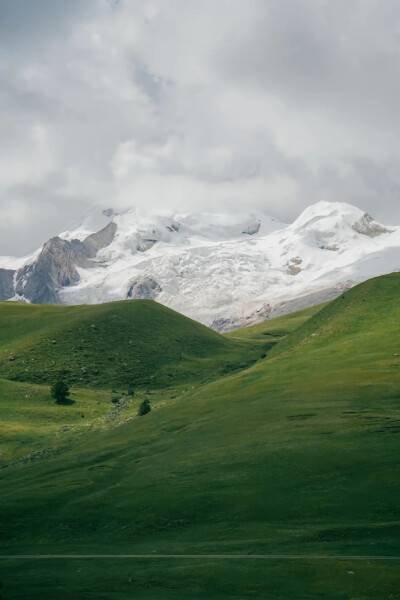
(137, 239, 157, 252)
(102, 208, 117, 218)
(166, 222, 180, 233)
(242, 220, 261, 235)
(127, 277, 162, 300)
(15, 222, 118, 304)
(0, 268, 15, 300)
(81, 222, 117, 258)
(352, 213, 393, 237)
(16, 237, 81, 304)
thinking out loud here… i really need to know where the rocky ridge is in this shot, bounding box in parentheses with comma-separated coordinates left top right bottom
(3, 222, 117, 304)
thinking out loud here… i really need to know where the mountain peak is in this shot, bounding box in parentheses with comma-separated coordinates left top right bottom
(289, 200, 392, 242)
(290, 200, 365, 229)
(0, 201, 399, 331)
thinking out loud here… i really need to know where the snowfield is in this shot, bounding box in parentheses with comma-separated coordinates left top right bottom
(1, 201, 400, 329)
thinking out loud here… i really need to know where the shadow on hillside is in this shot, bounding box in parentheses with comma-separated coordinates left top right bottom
(56, 398, 76, 406)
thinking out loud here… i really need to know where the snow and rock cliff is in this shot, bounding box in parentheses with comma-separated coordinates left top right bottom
(1, 201, 399, 330)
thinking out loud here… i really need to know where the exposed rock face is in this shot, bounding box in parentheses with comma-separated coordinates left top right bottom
(14, 222, 118, 304)
(102, 208, 117, 218)
(352, 213, 393, 237)
(127, 277, 162, 300)
(287, 257, 303, 276)
(16, 237, 81, 304)
(212, 304, 272, 333)
(137, 239, 157, 252)
(319, 244, 339, 251)
(0, 268, 15, 300)
(242, 220, 261, 235)
(166, 222, 180, 233)
(81, 222, 117, 258)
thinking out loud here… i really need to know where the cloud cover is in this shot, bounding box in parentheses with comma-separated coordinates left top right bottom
(1, 0, 400, 254)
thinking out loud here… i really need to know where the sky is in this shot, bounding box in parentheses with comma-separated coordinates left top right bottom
(1, 0, 400, 255)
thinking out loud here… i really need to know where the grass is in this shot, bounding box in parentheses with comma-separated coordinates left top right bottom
(2, 557, 399, 600)
(0, 378, 108, 464)
(0, 300, 261, 388)
(225, 302, 328, 343)
(0, 276, 400, 598)
(0, 378, 171, 465)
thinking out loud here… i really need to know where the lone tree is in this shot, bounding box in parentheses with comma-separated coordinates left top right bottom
(51, 379, 70, 405)
(138, 398, 151, 416)
(127, 384, 135, 397)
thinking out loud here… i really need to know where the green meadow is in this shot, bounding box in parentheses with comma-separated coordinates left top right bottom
(0, 274, 399, 599)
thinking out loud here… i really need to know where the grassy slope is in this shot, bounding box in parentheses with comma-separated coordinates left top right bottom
(0, 378, 171, 465)
(0, 300, 261, 388)
(0, 378, 108, 464)
(225, 302, 328, 343)
(1, 278, 400, 599)
(0, 300, 261, 465)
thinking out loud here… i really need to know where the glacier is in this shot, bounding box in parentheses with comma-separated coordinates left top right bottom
(1, 200, 399, 331)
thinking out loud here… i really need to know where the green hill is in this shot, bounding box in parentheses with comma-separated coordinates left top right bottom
(0, 276, 400, 599)
(269, 273, 400, 359)
(0, 300, 260, 388)
(225, 302, 328, 343)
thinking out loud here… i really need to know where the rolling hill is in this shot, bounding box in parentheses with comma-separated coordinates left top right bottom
(0, 275, 399, 599)
(0, 300, 260, 389)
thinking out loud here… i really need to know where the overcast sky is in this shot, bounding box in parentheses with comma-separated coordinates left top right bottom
(1, 0, 400, 254)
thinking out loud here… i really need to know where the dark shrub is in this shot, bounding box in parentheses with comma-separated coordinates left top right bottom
(138, 398, 151, 416)
(51, 380, 70, 405)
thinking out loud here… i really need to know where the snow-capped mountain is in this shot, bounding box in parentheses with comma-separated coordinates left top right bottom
(1, 201, 399, 330)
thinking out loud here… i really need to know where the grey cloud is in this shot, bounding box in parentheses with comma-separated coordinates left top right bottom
(0, 0, 99, 51)
(0, 179, 89, 255)
(133, 61, 171, 103)
(1, 0, 400, 255)
(219, 0, 400, 125)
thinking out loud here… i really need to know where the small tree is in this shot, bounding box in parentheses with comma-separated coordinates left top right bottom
(51, 379, 70, 405)
(127, 384, 135, 397)
(138, 398, 151, 416)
